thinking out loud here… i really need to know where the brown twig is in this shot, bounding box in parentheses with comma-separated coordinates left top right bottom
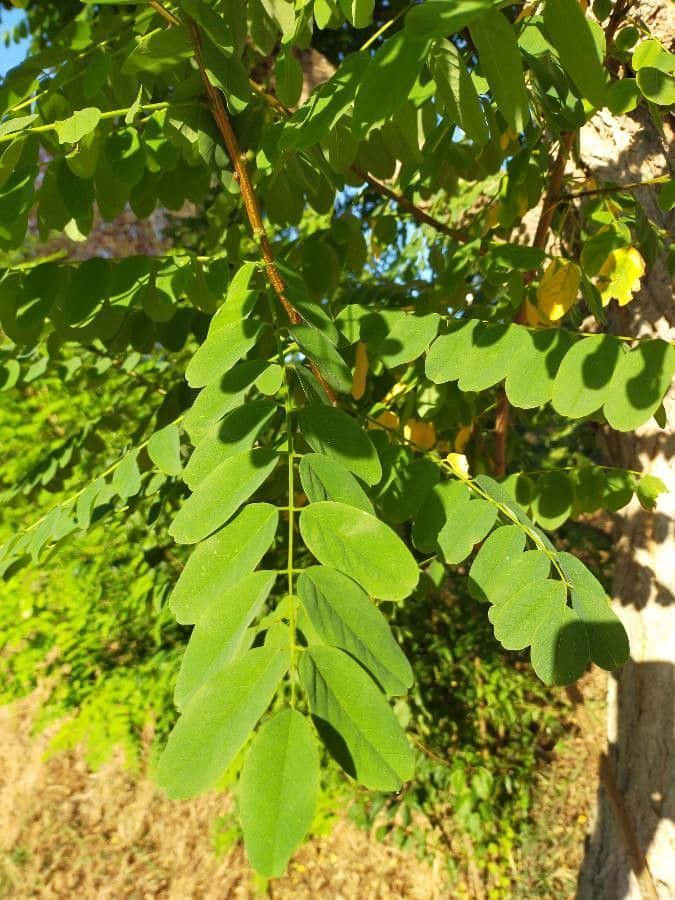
(187, 20, 336, 404)
(148, 0, 180, 27)
(352, 167, 468, 242)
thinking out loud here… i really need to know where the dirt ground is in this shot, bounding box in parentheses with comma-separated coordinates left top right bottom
(0, 673, 607, 899)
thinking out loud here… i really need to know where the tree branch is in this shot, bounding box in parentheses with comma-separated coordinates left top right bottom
(188, 20, 336, 404)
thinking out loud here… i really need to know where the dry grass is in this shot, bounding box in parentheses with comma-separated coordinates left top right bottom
(0, 688, 445, 899)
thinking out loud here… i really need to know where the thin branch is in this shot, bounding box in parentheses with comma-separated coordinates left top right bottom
(187, 20, 336, 404)
(561, 175, 669, 199)
(352, 166, 468, 242)
(148, 0, 180, 26)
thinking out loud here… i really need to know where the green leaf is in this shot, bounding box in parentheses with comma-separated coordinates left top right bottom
(184, 401, 278, 489)
(468, 525, 526, 602)
(557, 551, 629, 671)
(339, 0, 375, 29)
(299, 453, 374, 513)
(504, 328, 575, 409)
(458, 323, 528, 393)
(530, 471, 573, 530)
(413, 480, 496, 564)
(376, 449, 439, 524)
(530, 604, 589, 686)
(299, 645, 415, 790)
(123, 28, 193, 74)
(428, 40, 489, 145)
(297, 405, 381, 486)
(632, 38, 675, 74)
(490, 579, 566, 651)
(469, 11, 530, 133)
(297, 566, 413, 695)
(291, 324, 352, 394)
(170, 448, 279, 544)
(352, 32, 430, 137)
(635, 474, 668, 511)
(157, 647, 288, 799)
(275, 49, 303, 108)
(425, 320, 478, 384)
(112, 450, 141, 499)
(183, 360, 271, 440)
(174, 571, 276, 709)
(148, 423, 182, 477)
(299, 501, 419, 602)
(551, 334, 621, 419)
(603, 340, 675, 431)
(170, 503, 278, 624)
(366, 310, 440, 370)
(54, 107, 102, 145)
(542, 0, 607, 107)
(405, 0, 494, 38)
(239, 709, 319, 878)
(186, 319, 266, 388)
(179, 0, 235, 52)
(636, 68, 675, 106)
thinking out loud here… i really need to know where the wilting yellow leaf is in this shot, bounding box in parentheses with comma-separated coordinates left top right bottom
(536, 258, 581, 321)
(446, 453, 470, 477)
(403, 419, 436, 450)
(351, 341, 368, 400)
(381, 380, 408, 405)
(454, 424, 473, 452)
(595, 247, 645, 307)
(368, 410, 400, 433)
(523, 299, 549, 327)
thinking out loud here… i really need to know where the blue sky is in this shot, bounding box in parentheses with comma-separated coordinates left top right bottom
(1, 9, 29, 79)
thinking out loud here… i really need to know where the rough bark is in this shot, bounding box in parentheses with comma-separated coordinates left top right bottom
(577, 3, 674, 894)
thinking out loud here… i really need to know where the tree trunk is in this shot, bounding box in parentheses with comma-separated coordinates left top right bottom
(577, 4, 674, 894)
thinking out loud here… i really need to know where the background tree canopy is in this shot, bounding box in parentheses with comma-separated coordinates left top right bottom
(0, 0, 673, 886)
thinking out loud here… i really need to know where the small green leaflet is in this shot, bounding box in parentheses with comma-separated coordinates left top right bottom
(183, 360, 272, 440)
(489, 579, 566, 651)
(635, 474, 668, 511)
(275, 50, 303, 108)
(170, 448, 278, 544)
(299, 501, 419, 602)
(412, 480, 497, 564)
(297, 566, 413, 695)
(405, 0, 494, 38)
(530, 605, 589, 686)
(504, 329, 574, 409)
(299, 646, 415, 790)
(603, 340, 675, 431)
(148, 423, 182, 477)
(542, 0, 607, 108)
(185, 319, 266, 388)
(299, 453, 374, 514)
(530, 471, 574, 531)
(54, 108, 102, 145)
(291, 324, 352, 394)
(365, 310, 440, 370)
(352, 32, 430, 137)
(552, 334, 620, 419)
(558, 552, 629, 670)
(157, 647, 288, 799)
(183, 401, 278, 489)
(468, 525, 526, 602)
(297, 405, 381, 485)
(169, 503, 278, 624)
(428, 40, 489, 146)
(469, 11, 530, 133)
(112, 449, 141, 499)
(174, 571, 276, 710)
(239, 708, 319, 878)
